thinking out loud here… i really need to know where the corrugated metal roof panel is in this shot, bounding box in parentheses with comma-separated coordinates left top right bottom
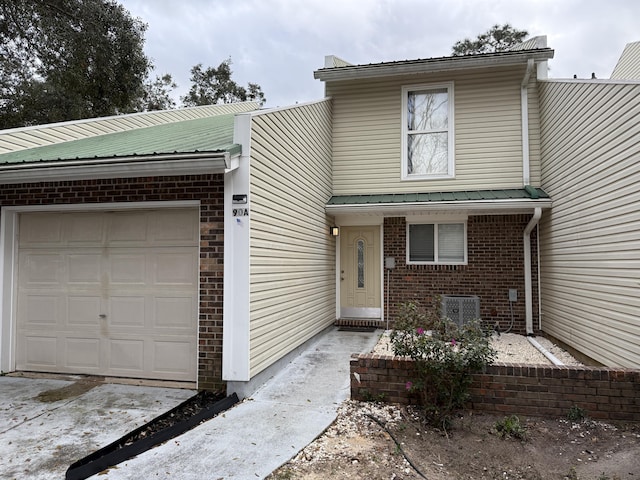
(326, 188, 549, 206)
(314, 48, 554, 82)
(0, 113, 240, 165)
(0, 102, 258, 154)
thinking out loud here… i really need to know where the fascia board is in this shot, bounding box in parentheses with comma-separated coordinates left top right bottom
(0, 154, 227, 184)
(325, 199, 553, 216)
(314, 50, 555, 82)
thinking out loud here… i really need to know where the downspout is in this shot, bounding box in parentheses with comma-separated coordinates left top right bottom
(521, 59, 534, 185)
(537, 224, 542, 331)
(524, 207, 542, 335)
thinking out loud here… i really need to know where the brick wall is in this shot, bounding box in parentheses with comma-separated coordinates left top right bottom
(384, 215, 539, 335)
(351, 354, 640, 421)
(0, 175, 225, 390)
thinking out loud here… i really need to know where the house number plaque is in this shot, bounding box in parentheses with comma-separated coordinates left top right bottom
(233, 208, 249, 217)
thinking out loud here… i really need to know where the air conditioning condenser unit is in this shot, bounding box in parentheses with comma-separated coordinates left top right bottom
(441, 295, 480, 326)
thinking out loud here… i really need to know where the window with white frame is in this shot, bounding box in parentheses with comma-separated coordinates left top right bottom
(401, 83, 454, 180)
(407, 221, 466, 264)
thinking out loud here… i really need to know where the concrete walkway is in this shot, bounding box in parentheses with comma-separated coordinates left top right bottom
(103, 327, 379, 479)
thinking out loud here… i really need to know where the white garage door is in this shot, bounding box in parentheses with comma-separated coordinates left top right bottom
(15, 208, 199, 382)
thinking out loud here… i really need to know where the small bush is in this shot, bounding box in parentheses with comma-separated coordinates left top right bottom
(390, 301, 496, 429)
(494, 414, 527, 440)
(567, 405, 586, 422)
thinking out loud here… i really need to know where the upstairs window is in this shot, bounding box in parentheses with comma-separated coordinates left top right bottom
(401, 83, 454, 180)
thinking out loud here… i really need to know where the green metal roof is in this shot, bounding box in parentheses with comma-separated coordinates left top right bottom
(0, 113, 240, 165)
(327, 188, 549, 206)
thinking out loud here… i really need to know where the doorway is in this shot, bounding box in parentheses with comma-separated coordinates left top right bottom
(339, 226, 381, 318)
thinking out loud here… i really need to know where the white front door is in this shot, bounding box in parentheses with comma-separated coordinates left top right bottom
(340, 226, 381, 318)
(15, 208, 199, 382)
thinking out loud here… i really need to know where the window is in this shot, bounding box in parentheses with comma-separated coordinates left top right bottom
(407, 222, 466, 264)
(401, 83, 454, 180)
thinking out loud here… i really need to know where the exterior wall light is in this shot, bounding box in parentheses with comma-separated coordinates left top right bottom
(330, 226, 340, 236)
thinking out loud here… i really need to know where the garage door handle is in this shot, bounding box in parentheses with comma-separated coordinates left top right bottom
(98, 314, 107, 319)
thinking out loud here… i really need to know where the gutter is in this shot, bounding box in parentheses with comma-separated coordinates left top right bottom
(0, 152, 231, 184)
(524, 207, 542, 335)
(521, 59, 534, 185)
(325, 198, 552, 216)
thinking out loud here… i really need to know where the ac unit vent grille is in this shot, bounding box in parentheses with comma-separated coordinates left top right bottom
(442, 295, 480, 326)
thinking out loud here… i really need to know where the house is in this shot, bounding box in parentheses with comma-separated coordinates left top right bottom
(317, 37, 554, 338)
(1, 37, 637, 396)
(0, 100, 335, 394)
(537, 41, 640, 368)
(317, 37, 640, 370)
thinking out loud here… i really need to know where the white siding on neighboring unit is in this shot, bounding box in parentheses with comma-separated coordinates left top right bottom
(611, 41, 640, 80)
(327, 65, 541, 194)
(248, 100, 335, 377)
(539, 80, 640, 368)
(0, 102, 258, 154)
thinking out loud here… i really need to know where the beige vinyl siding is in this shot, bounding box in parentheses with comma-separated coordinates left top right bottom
(539, 80, 640, 368)
(611, 41, 640, 80)
(249, 100, 335, 377)
(327, 65, 540, 194)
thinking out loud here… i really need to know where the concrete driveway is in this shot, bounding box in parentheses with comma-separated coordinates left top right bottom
(0, 375, 195, 480)
(0, 327, 380, 480)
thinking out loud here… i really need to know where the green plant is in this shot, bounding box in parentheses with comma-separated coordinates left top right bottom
(494, 415, 527, 440)
(360, 389, 387, 403)
(567, 405, 586, 422)
(390, 301, 496, 429)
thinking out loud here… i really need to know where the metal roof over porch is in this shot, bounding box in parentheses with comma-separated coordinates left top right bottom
(326, 187, 552, 215)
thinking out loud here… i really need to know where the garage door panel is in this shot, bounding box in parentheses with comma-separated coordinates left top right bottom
(67, 214, 105, 243)
(22, 253, 62, 285)
(151, 210, 199, 244)
(155, 252, 197, 285)
(20, 214, 63, 245)
(109, 297, 146, 327)
(68, 296, 101, 326)
(154, 297, 196, 329)
(65, 338, 101, 369)
(22, 294, 60, 325)
(109, 339, 145, 371)
(20, 335, 58, 367)
(107, 212, 149, 244)
(109, 254, 147, 284)
(153, 341, 193, 374)
(68, 254, 102, 283)
(16, 208, 199, 382)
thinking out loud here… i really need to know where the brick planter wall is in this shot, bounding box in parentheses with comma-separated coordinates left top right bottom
(0, 175, 225, 390)
(351, 353, 640, 421)
(384, 215, 539, 335)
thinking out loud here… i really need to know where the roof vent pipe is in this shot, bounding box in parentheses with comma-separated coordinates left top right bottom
(524, 207, 542, 335)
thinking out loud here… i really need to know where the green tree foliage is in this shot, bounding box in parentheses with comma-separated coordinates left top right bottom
(182, 59, 266, 107)
(0, 0, 151, 128)
(452, 23, 529, 56)
(137, 73, 178, 112)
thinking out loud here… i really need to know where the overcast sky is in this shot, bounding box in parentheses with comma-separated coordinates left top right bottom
(118, 0, 639, 109)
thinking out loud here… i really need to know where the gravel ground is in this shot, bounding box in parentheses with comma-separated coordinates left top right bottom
(371, 331, 583, 366)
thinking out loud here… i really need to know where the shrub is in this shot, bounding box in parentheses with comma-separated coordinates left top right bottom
(390, 301, 496, 429)
(494, 414, 527, 440)
(567, 405, 586, 422)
